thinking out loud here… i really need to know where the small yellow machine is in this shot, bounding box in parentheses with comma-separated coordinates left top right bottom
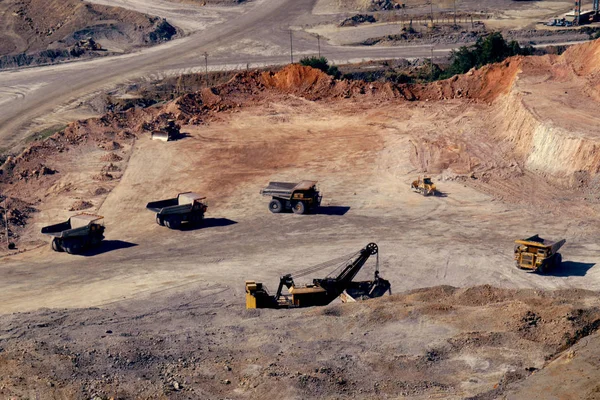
(411, 176, 436, 196)
(514, 235, 566, 273)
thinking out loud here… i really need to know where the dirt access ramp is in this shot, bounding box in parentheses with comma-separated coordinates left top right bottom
(0, 0, 178, 68)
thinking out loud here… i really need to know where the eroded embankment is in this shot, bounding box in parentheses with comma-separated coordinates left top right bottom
(496, 91, 600, 186)
(490, 41, 600, 188)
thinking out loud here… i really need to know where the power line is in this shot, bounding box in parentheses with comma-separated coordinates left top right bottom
(289, 29, 294, 64)
(203, 52, 209, 88)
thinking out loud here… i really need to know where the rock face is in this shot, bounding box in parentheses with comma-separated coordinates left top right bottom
(0, 0, 178, 68)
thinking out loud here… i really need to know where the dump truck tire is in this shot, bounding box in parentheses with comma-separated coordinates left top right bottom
(51, 238, 64, 252)
(269, 199, 283, 213)
(191, 213, 204, 226)
(292, 201, 306, 215)
(538, 263, 546, 274)
(156, 215, 165, 226)
(90, 233, 103, 246)
(554, 253, 562, 269)
(165, 216, 182, 229)
(63, 239, 82, 254)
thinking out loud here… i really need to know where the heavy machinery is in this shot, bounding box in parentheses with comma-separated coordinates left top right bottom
(260, 180, 322, 214)
(411, 176, 437, 196)
(41, 213, 105, 254)
(514, 234, 566, 273)
(150, 120, 180, 141)
(245, 242, 391, 309)
(146, 192, 207, 229)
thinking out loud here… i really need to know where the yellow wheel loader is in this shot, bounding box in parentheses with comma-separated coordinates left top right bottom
(411, 176, 436, 196)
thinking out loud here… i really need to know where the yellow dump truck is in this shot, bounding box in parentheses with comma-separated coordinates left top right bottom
(514, 235, 566, 273)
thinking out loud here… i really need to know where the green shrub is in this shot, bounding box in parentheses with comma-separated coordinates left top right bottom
(299, 56, 341, 78)
(446, 32, 531, 76)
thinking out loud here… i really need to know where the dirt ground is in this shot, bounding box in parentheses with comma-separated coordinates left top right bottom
(84, 0, 245, 34)
(2, 285, 600, 399)
(308, 0, 592, 46)
(1, 39, 600, 398)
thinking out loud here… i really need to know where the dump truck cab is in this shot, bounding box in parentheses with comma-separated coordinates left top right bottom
(146, 192, 207, 229)
(260, 180, 322, 214)
(41, 213, 105, 254)
(514, 234, 566, 273)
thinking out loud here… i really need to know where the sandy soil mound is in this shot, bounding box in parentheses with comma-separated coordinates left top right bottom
(68, 200, 94, 211)
(0, 0, 177, 68)
(0, 285, 599, 399)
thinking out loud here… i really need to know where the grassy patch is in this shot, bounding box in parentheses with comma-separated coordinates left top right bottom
(26, 125, 67, 144)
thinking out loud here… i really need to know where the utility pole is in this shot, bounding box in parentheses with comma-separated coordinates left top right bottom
(3, 198, 9, 248)
(430, 0, 434, 23)
(203, 52, 209, 88)
(430, 46, 434, 82)
(453, 0, 457, 27)
(289, 29, 294, 64)
(317, 34, 321, 58)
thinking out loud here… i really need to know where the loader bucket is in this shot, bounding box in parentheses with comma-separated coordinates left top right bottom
(151, 131, 170, 141)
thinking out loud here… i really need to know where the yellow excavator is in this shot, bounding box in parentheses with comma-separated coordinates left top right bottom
(245, 243, 391, 309)
(411, 176, 437, 196)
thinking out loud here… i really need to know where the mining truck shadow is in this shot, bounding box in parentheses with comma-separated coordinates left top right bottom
(81, 240, 138, 256)
(180, 218, 238, 231)
(316, 206, 351, 216)
(433, 191, 448, 198)
(171, 132, 192, 141)
(545, 261, 596, 277)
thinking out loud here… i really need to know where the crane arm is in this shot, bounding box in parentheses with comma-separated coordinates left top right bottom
(335, 243, 378, 284)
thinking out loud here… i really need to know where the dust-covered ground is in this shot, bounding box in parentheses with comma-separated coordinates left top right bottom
(2, 285, 600, 399)
(1, 40, 600, 399)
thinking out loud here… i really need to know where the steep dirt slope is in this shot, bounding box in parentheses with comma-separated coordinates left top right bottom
(0, 0, 177, 68)
(1, 285, 600, 399)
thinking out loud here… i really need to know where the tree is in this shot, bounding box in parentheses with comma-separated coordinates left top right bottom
(445, 32, 530, 77)
(300, 56, 341, 78)
(299, 56, 329, 73)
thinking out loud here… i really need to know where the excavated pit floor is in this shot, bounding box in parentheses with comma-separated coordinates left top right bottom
(2, 40, 600, 398)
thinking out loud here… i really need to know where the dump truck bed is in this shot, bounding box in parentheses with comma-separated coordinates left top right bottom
(41, 221, 73, 237)
(146, 193, 206, 215)
(515, 234, 566, 252)
(260, 181, 317, 199)
(41, 213, 104, 238)
(146, 198, 179, 212)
